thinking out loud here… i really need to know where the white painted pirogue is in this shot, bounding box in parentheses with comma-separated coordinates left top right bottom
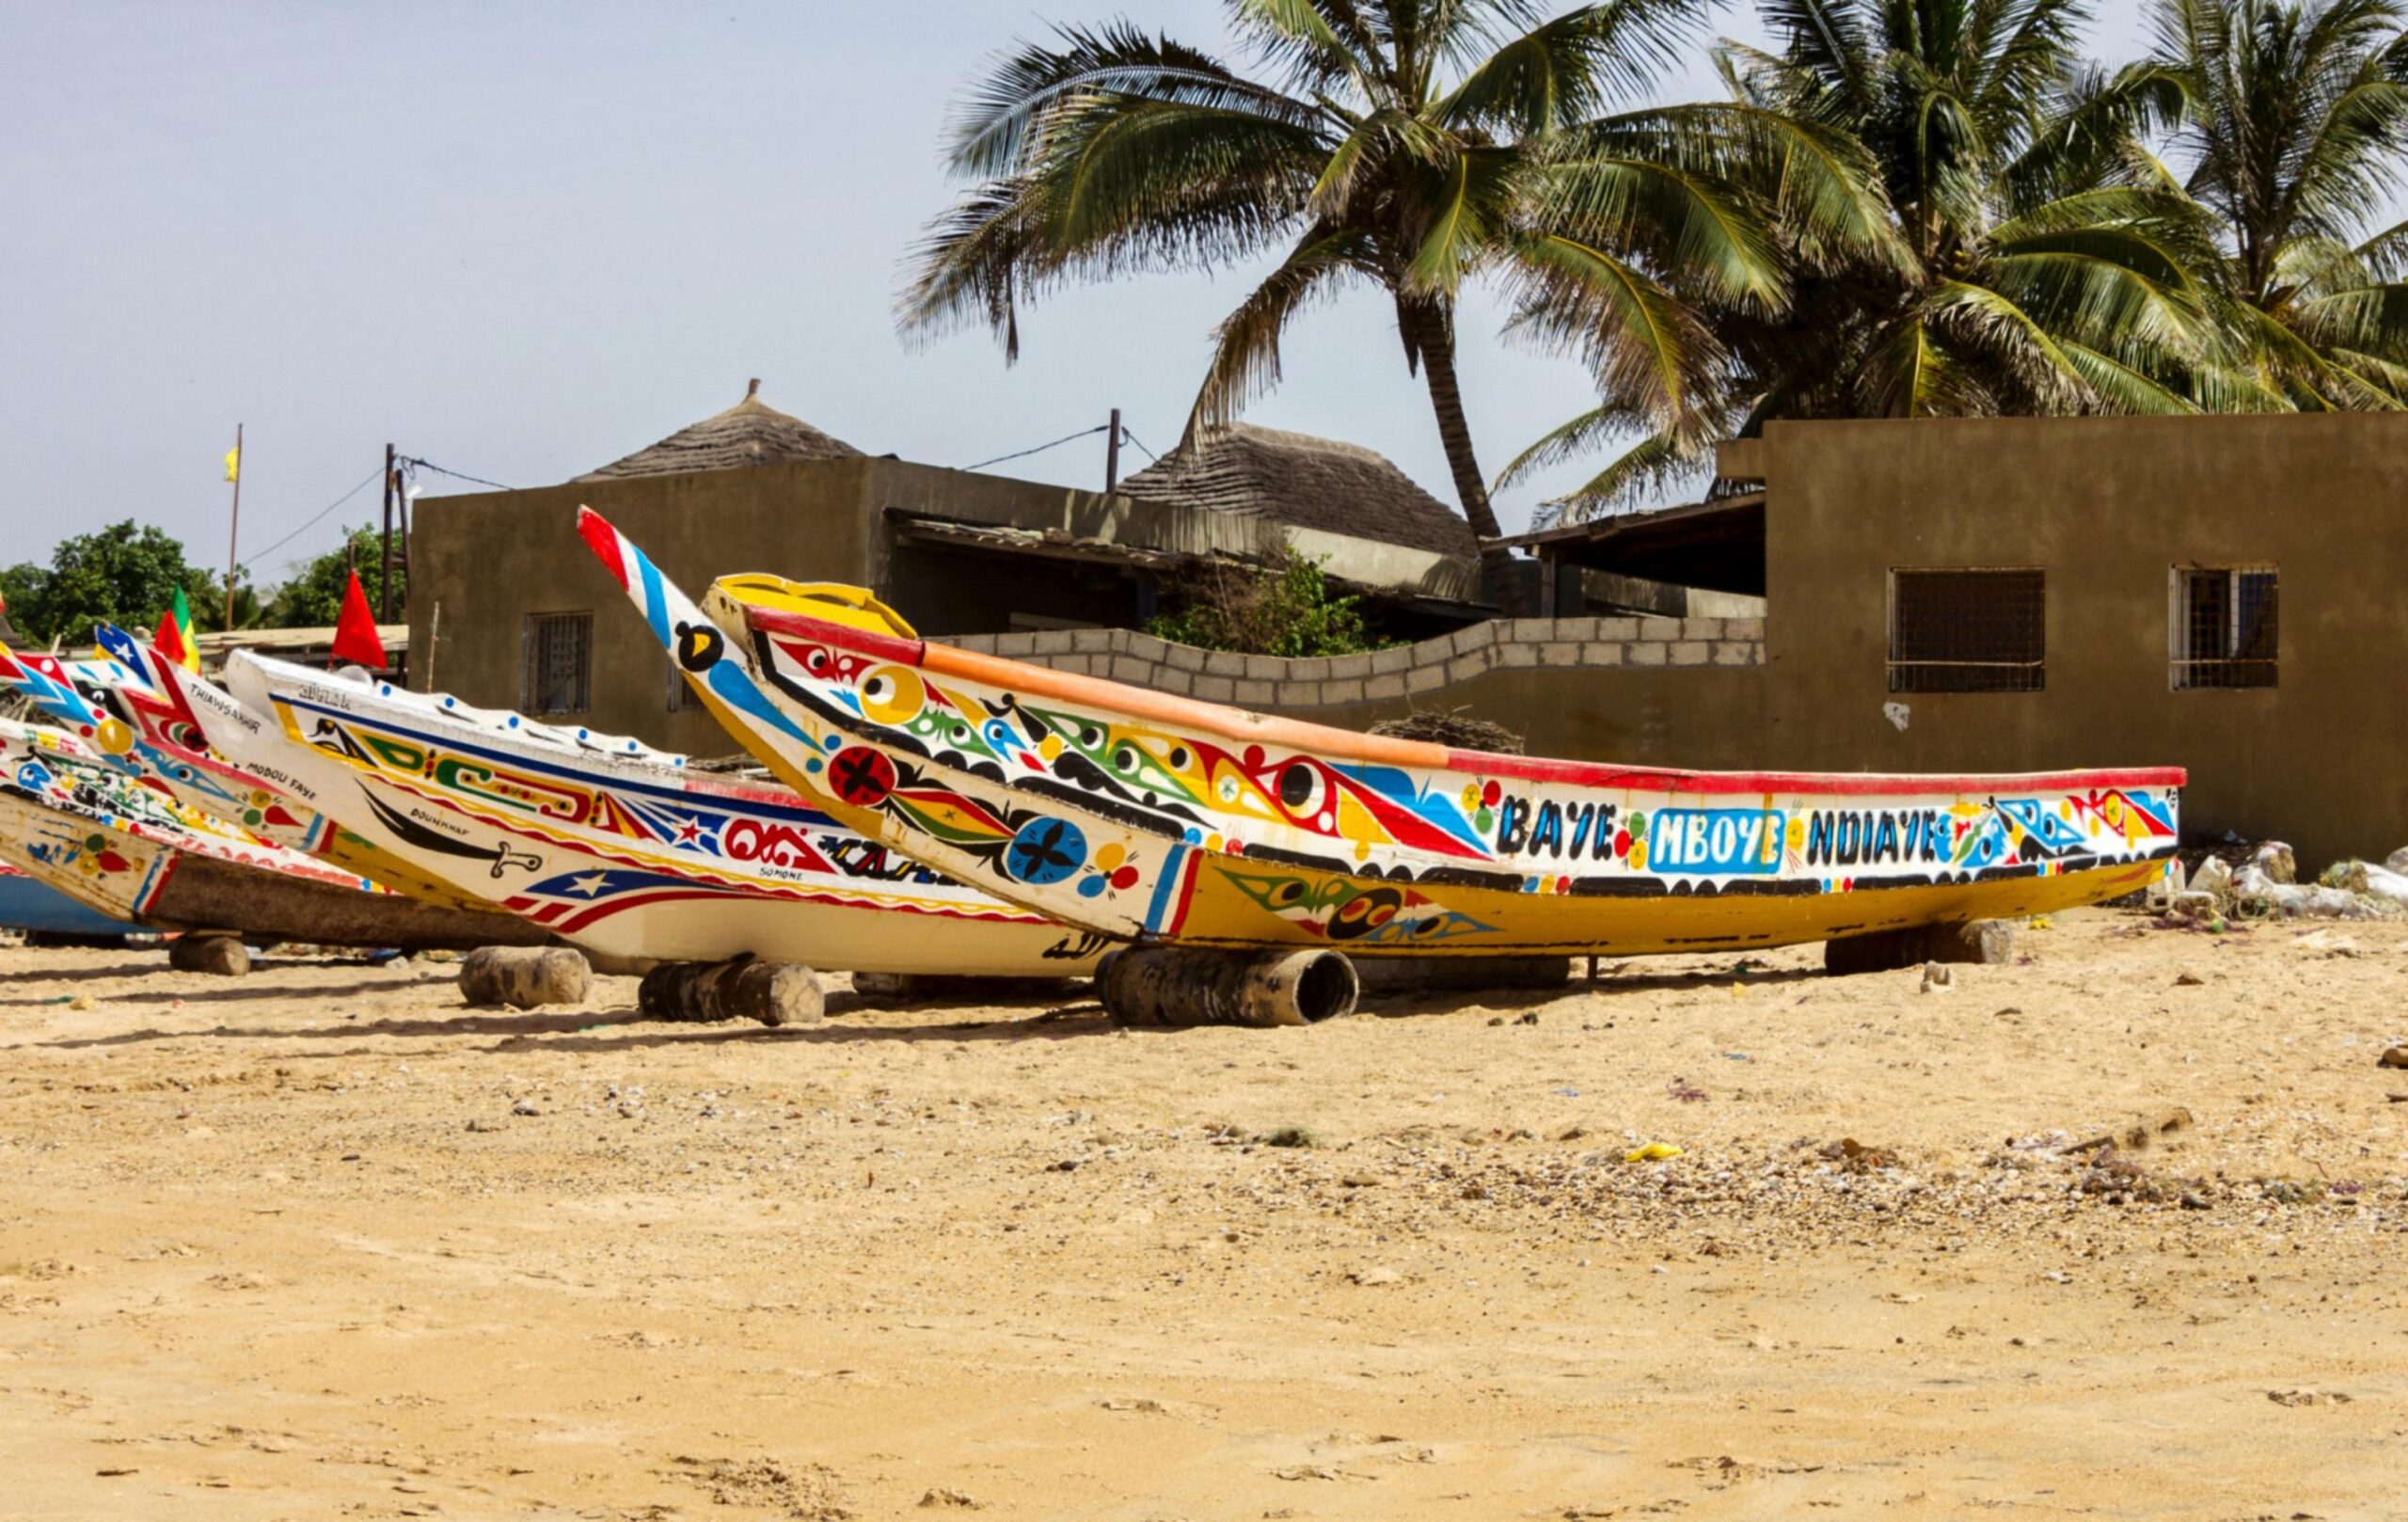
(0, 717, 541, 949)
(581, 510, 2184, 965)
(166, 650, 1109, 975)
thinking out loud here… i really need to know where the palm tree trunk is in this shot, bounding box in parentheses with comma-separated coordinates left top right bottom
(1398, 297, 1530, 615)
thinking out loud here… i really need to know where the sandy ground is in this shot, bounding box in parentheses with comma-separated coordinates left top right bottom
(2, 908, 2405, 1521)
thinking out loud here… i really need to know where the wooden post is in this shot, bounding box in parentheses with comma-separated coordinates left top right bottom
(222, 423, 243, 632)
(1105, 407, 1121, 492)
(380, 442, 397, 623)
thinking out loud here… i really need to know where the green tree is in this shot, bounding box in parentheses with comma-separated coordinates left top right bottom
(901, 0, 1893, 610)
(2147, 0, 2408, 406)
(1509, 0, 2232, 511)
(0, 521, 219, 647)
(261, 526, 404, 628)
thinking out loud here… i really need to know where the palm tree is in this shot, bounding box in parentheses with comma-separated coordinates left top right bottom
(1507, 0, 2227, 514)
(900, 0, 1893, 610)
(2147, 0, 2408, 406)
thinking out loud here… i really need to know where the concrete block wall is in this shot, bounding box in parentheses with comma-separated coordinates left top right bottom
(938, 616, 1763, 710)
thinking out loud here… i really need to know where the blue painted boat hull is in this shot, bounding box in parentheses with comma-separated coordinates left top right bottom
(0, 873, 142, 937)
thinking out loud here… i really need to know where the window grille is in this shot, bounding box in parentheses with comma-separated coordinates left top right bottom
(2172, 565, 2277, 689)
(521, 611, 593, 715)
(1887, 569, 2045, 692)
(666, 655, 700, 712)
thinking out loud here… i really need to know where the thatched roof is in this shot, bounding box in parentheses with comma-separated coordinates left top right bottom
(1114, 423, 1476, 559)
(576, 380, 863, 482)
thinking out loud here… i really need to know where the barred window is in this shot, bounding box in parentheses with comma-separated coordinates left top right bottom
(521, 611, 593, 714)
(666, 655, 701, 712)
(2172, 565, 2277, 690)
(1888, 569, 2045, 693)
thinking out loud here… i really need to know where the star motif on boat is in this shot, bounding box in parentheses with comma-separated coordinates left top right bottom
(673, 816, 705, 844)
(564, 872, 613, 898)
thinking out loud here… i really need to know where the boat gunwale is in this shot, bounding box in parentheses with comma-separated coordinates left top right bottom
(736, 604, 2189, 800)
(233, 652, 809, 811)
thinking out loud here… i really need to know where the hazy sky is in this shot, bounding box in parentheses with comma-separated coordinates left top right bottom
(4, 1, 2162, 586)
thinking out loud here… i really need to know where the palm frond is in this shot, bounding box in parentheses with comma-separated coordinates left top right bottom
(2056, 341, 2204, 414)
(1755, 0, 1875, 116)
(2353, 213, 2408, 277)
(1434, 0, 1710, 133)
(1501, 230, 1728, 424)
(2292, 279, 2408, 359)
(1526, 150, 1786, 311)
(1561, 103, 1910, 273)
(1857, 311, 1990, 417)
(1187, 225, 1372, 434)
(1402, 144, 1522, 294)
(1542, 427, 1714, 519)
(945, 22, 1323, 180)
(1492, 398, 1654, 489)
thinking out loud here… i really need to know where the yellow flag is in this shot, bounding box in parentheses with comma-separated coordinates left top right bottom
(223, 446, 240, 484)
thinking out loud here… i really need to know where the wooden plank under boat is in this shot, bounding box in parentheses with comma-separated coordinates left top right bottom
(578, 509, 2184, 959)
(166, 651, 1108, 976)
(0, 720, 547, 950)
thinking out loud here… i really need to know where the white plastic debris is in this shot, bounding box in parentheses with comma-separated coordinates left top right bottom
(2189, 856, 2235, 907)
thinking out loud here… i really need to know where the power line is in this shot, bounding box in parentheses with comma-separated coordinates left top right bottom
(237, 464, 386, 573)
(961, 424, 1110, 473)
(1117, 426, 1159, 462)
(401, 456, 515, 491)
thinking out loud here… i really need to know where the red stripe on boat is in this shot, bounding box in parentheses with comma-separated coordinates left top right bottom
(744, 604, 927, 665)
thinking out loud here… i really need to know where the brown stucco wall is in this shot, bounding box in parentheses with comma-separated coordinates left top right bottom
(408, 459, 877, 753)
(1750, 414, 2408, 867)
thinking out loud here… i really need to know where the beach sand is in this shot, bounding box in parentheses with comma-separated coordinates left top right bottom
(2, 907, 2403, 1519)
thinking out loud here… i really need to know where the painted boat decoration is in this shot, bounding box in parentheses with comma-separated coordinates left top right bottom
(175, 650, 1108, 975)
(578, 510, 2184, 959)
(0, 860, 143, 938)
(0, 642, 329, 850)
(0, 718, 545, 949)
(0, 641, 499, 914)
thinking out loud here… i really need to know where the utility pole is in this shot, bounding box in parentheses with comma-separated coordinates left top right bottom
(222, 422, 243, 631)
(380, 442, 397, 623)
(1105, 407, 1122, 492)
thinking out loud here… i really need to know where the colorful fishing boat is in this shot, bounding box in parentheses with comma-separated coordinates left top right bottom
(0, 641, 497, 913)
(170, 650, 1108, 975)
(0, 642, 330, 850)
(0, 717, 545, 949)
(580, 509, 2183, 960)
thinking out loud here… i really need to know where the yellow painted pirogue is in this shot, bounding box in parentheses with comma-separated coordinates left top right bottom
(580, 510, 2183, 967)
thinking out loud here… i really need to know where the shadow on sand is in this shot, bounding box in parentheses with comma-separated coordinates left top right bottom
(19, 961, 1829, 1054)
(27, 988, 1118, 1054)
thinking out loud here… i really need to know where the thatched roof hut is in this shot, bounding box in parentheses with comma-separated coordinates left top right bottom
(1114, 423, 1475, 559)
(576, 380, 863, 482)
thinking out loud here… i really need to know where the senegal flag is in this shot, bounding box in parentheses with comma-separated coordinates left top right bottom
(153, 586, 201, 672)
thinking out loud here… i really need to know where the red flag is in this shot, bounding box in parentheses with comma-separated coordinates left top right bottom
(331, 570, 387, 669)
(153, 608, 192, 669)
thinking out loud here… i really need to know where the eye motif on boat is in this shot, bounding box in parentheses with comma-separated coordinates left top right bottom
(859, 665, 926, 724)
(673, 621, 723, 673)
